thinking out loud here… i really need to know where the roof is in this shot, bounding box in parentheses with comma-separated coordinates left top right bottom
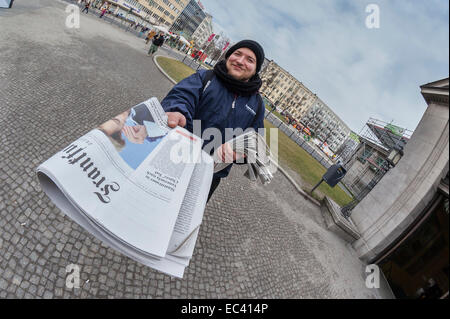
(420, 77, 449, 106)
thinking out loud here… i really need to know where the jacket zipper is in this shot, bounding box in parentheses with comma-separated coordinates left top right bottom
(226, 94, 238, 120)
(224, 94, 238, 132)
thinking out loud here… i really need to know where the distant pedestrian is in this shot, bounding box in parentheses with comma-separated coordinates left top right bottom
(145, 29, 157, 44)
(81, 1, 90, 14)
(99, 6, 107, 18)
(138, 26, 146, 38)
(147, 33, 165, 56)
(126, 21, 134, 32)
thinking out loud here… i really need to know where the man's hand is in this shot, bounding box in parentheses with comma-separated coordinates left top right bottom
(166, 112, 186, 128)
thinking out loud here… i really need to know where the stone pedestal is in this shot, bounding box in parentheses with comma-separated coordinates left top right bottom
(321, 197, 360, 243)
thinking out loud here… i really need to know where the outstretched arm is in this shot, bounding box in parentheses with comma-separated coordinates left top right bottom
(160, 71, 205, 131)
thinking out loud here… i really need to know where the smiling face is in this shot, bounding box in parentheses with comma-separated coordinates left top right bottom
(225, 47, 257, 82)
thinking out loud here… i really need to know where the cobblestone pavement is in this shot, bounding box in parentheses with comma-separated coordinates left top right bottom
(0, 0, 394, 298)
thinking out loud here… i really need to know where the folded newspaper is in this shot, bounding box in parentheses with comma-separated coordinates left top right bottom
(36, 97, 276, 278)
(213, 131, 277, 184)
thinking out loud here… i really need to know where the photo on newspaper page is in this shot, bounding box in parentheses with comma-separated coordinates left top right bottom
(97, 102, 169, 170)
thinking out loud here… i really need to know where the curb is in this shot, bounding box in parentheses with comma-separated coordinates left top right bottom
(152, 54, 178, 85)
(276, 165, 322, 207)
(152, 54, 322, 208)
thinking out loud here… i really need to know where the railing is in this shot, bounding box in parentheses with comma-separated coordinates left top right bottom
(264, 110, 334, 169)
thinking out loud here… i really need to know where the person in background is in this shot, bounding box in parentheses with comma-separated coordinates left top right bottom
(147, 33, 165, 56)
(99, 5, 107, 18)
(81, 0, 90, 14)
(145, 29, 157, 44)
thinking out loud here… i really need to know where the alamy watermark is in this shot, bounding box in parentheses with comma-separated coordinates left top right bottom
(365, 264, 380, 289)
(65, 4, 80, 29)
(365, 4, 380, 29)
(66, 263, 80, 289)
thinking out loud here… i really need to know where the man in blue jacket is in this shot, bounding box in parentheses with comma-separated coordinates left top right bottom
(161, 40, 266, 201)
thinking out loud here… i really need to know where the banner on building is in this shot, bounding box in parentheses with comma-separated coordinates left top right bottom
(207, 33, 215, 42)
(349, 132, 360, 142)
(384, 124, 405, 137)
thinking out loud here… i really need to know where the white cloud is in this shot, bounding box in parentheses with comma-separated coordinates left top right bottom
(201, 0, 449, 132)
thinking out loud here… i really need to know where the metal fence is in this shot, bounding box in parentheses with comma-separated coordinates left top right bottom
(265, 111, 333, 169)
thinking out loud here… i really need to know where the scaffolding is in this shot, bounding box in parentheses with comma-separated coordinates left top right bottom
(341, 118, 414, 218)
(360, 118, 413, 152)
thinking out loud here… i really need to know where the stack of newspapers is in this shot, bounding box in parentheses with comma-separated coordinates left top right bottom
(36, 97, 276, 278)
(213, 130, 277, 185)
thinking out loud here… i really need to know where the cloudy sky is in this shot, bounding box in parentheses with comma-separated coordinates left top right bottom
(200, 0, 449, 133)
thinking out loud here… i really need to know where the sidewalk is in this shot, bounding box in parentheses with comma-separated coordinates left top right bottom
(0, 0, 394, 299)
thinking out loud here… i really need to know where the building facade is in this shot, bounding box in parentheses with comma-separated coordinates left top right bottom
(191, 13, 213, 47)
(335, 131, 360, 164)
(260, 57, 271, 74)
(260, 60, 317, 119)
(142, 0, 189, 27)
(106, 0, 189, 26)
(260, 60, 350, 152)
(169, 0, 206, 39)
(341, 135, 390, 196)
(300, 98, 351, 152)
(341, 119, 412, 196)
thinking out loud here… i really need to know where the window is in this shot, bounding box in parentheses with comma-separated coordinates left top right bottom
(358, 147, 373, 164)
(376, 156, 385, 167)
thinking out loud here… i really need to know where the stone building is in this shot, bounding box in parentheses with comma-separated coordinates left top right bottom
(260, 60, 317, 119)
(341, 119, 412, 196)
(107, 0, 189, 26)
(191, 13, 213, 47)
(300, 98, 351, 152)
(335, 132, 360, 164)
(260, 60, 350, 152)
(169, 0, 205, 39)
(332, 78, 449, 299)
(141, 0, 189, 27)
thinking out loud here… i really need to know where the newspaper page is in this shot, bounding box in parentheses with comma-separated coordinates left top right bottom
(137, 151, 214, 277)
(167, 151, 213, 257)
(37, 98, 204, 258)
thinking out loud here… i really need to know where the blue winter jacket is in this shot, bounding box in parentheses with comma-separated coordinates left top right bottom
(161, 69, 265, 178)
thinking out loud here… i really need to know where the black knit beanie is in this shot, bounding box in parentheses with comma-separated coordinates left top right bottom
(225, 40, 265, 74)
